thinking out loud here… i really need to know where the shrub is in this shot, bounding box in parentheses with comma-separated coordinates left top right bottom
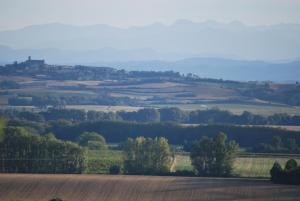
(109, 164, 122, 174)
(49, 198, 65, 201)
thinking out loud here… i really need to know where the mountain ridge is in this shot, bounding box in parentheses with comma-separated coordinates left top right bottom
(1, 19, 300, 60)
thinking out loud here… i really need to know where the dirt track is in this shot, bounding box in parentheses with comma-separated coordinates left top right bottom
(0, 174, 299, 201)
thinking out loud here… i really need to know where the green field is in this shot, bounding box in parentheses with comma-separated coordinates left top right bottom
(85, 150, 123, 174)
(174, 153, 300, 178)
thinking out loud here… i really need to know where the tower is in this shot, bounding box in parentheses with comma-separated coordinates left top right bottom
(28, 56, 31, 61)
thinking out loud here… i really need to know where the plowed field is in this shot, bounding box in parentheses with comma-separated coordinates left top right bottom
(0, 174, 299, 201)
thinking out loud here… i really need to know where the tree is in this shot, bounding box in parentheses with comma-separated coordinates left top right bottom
(0, 118, 6, 142)
(270, 161, 283, 182)
(123, 137, 172, 175)
(77, 132, 107, 150)
(190, 133, 239, 176)
(109, 164, 122, 174)
(49, 198, 65, 201)
(285, 159, 298, 171)
(272, 136, 282, 150)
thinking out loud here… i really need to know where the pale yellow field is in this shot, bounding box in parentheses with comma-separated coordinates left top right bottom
(175, 154, 300, 178)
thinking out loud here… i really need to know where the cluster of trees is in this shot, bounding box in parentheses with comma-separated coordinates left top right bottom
(0, 120, 85, 173)
(121, 133, 239, 177)
(123, 137, 172, 175)
(254, 136, 300, 154)
(77, 132, 107, 150)
(190, 133, 239, 176)
(270, 159, 300, 184)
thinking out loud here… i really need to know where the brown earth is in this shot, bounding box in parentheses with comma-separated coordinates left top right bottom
(0, 174, 299, 201)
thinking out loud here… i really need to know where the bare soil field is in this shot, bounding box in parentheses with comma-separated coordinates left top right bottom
(0, 174, 299, 201)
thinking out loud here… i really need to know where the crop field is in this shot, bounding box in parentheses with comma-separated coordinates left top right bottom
(66, 105, 142, 112)
(174, 154, 300, 178)
(85, 150, 123, 174)
(0, 174, 299, 201)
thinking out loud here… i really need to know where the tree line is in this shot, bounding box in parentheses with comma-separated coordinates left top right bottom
(41, 120, 300, 152)
(121, 133, 239, 177)
(254, 135, 300, 154)
(1, 107, 300, 125)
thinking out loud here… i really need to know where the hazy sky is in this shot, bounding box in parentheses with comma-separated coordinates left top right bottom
(1, 0, 300, 31)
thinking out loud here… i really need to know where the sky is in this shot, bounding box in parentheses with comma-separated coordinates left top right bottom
(0, 0, 300, 31)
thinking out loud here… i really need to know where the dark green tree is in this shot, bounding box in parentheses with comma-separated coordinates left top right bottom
(270, 161, 283, 182)
(123, 137, 172, 175)
(285, 159, 298, 171)
(49, 198, 65, 201)
(190, 133, 239, 176)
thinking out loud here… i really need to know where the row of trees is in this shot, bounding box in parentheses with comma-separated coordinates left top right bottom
(0, 120, 85, 173)
(254, 136, 300, 154)
(121, 133, 239, 177)
(44, 120, 300, 152)
(2, 107, 300, 125)
(8, 95, 137, 108)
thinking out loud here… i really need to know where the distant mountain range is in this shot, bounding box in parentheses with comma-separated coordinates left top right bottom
(0, 20, 299, 82)
(0, 20, 300, 61)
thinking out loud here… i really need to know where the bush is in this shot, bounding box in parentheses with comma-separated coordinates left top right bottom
(109, 164, 122, 174)
(49, 198, 65, 201)
(172, 170, 195, 177)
